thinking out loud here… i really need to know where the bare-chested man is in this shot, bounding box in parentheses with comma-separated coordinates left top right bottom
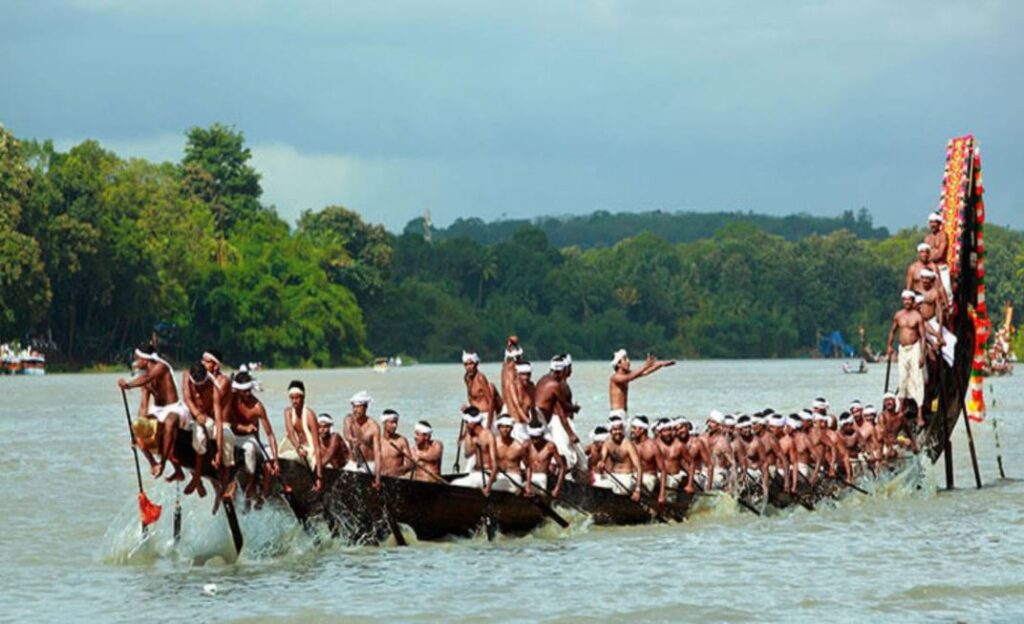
(317, 414, 348, 469)
(203, 349, 233, 492)
(810, 412, 853, 481)
(492, 415, 531, 492)
(906, 242, 941, 293)
(655, 418, 691, 496)
(594, 419, 642, 502)
(222, 371, 281, 510)
(767, 413, 797, 494)
(181, 361, 215, 497)
(676, 419, 710, 495)
(850, 402, 882, 468)
(118, 343, 187, 482)
(526, 419, 565, 498)
(838, 413, 862, 459)
(630, 416, 667, 504)
(887, 290, 928, 417)
(508, 361, 537, 442)
(342, 391, 382, 489)
(738, 417, 771, 495)
(788, 413, 821, 488)
(378, 410, 412, 478)
(585, 426, 610, 468)
(410, 421, 443, 482)
(608, 349, 675, 419)
(703, 412, 736, 491)
(279, 380, 323, 492)
(925, 211, 951, 297)
(919, 270, 956, 368)
(501, 337, 527, 435)
(451, 407, 498, 496)
(535, 355, 585, 470)
(462, 351, 502, 430)
(879, 393, 919, 455)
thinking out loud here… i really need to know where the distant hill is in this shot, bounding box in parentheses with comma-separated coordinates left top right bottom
(404, 208, 889, 248)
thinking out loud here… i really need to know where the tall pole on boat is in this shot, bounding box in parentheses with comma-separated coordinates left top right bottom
(960, 405, 983, 489)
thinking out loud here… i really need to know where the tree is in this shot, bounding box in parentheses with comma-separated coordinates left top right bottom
(296, 205, 392, 302)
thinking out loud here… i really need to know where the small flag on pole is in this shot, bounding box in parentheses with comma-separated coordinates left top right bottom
(138, 492, 163, 527)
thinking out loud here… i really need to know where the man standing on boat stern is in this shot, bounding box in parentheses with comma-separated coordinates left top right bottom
(343, 391, 383, 490)
(462, 351, 502, 430)
(924, 211, 951, 298)
(609, 349, 674, 419)
(887, 290, 928, 419)
(117, 342, 187, 483)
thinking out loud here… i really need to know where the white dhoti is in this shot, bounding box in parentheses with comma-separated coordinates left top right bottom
(530, 473, 549, 490)
(149, 401, 187, 425)
(549, 417, 587, 470)
(593, 472, 636, 495)
(797, 462, 811, 479)
(511, 423, 530, 443)
(897, 342, 925, 408)
(344, 460, 376, 474)
(666, 472, 686, 490)
(927, 318, 957, 367)
(639, 472, 658, 493)
(938, 264, 952, 300)
(221, 430, 266, 473)
(451, 471, 488, 489)
(278, 437, 316, 472)
(189, 418, 217, 455)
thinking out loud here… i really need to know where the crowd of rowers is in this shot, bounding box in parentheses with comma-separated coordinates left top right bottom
(119, 335, 923, 516)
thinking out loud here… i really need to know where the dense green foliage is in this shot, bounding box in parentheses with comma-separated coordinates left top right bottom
(1, 122, 1020, 367)
(408, 207, 889, 248)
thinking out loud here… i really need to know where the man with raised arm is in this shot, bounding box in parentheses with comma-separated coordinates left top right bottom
(500, 336, 527, 436)
(887, 290, 928, 418)
(608, 349, 675, 419)
(462, 351, 502, 430)
(342, 391, 383, 490)
(117, 342, 187, 483)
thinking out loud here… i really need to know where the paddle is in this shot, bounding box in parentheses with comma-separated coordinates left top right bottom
(252, 430, 303, 516)
(353, 446, 407, 546)
(173, 482, 182, 545)
(603, 471, 669, 524)
(453, 420, 465, 472)
(883, 352, 893, 393)
(120, 388, 162, 536)
(389, 440, 445, 484)
(824, 474, 869, 495)
(492, 466, 570, 528)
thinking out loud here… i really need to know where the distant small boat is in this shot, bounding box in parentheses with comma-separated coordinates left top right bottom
(373, 358, 388, 374)
(842, 360, 868, 374)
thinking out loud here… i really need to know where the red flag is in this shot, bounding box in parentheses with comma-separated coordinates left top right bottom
(138, 492, 163, 527)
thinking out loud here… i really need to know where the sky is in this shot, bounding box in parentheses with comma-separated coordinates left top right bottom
(4, 0, 1023, 232)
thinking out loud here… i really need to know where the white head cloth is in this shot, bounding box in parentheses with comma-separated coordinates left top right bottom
(350, 390, 372, 406)
(317, 414, 333, 426)
(630, 417, 650, 430)
(381, 410, 399, 422)
(414, 422, 433, 435)
(202, 351, 221, 366)
(231, 379, 254, 392)
(462, 411, 484, 425)
(864, 405, 878, 415)
(515, 362, 532, 375)
(591, 430, 610, 442)
(550, 356, 569, 372)
(883, 391, 898, 401)
(527, 423, 546, 437)
(462, 351, 480, 364)
(611, 348, 628, 369)
(504, 346, 523, 360)
(917, 242, 931, 252)
(495, 415, 515, 428)
(708, 410, 724, 424)
(928, 212, 944, 223)
(902, 289, 917, 299)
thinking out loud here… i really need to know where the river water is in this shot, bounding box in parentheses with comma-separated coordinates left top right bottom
(1, 361, 1021, 622)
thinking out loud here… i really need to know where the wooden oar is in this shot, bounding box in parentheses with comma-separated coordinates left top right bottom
(173, 481, 182, 545)
(883, 352, 893, 393)
(353, 446, 407, 546)
(694, 474, 763, 516)
(453, 420, 465, 472)
(389, 441, 445, 484)
(221, 497, 244, 555)
(120, 388, 161, 536)
(824, 474, 869, 495)
(492, 467, 570, 528)
(252, 431, 307, 519)
(603, 471, 669, 523)
(992, 415, 1007, 479)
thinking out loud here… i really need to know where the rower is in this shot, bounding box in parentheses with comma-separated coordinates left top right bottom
(766, 413, 796, 493)
(654, 418, 688, 497)
(788, 413, 819, 487)
(492, 415, 530, 492)
(509, 361, 537, 442)
(378, 409, 412, 478)
(887, 290, 928, 426)
(838, 413, 861, 458)
(410, 421, 443, 482)
(500, 337, 529, 440)
(451, 407, 498, 496)
(536, 354, 586, 471)
(608, 348, 674, 420)
(181, 361, 215, 497)
(924, 211, 951, 298)
(203, 349, 233, 496)
(223, 371, 281, 510)
(342, 391, 383, 490)
(812, 408, 853, 480)
(851, 401, 882, 468)
(878, 393, 919, 455)
(906, 242, 941, 293)
(676, 418, 709, 494)
(594, 419, 642, 502)
(704, 411, 734, 491)
(585, 426, 610, 468)
(117, 342, 187, 483)
(462, 351, 502, 430)
(630, 416, 666, 504)
(526, 419, 565, 498)
(738, 415, 770, 494)
(317, 414, 348, 469)
(279, 380, 323, 493)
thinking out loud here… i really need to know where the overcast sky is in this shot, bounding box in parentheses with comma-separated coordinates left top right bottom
(5, 0, 1022, 232)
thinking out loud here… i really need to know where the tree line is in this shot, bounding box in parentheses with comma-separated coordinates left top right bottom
(1, 123, 1021, 368)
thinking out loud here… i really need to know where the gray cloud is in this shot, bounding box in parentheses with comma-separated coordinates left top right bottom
(6, 0, 1023, 231)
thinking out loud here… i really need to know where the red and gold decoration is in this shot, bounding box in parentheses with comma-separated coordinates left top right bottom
(941, 136, 989, 422)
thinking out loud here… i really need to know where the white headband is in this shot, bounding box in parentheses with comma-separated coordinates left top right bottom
(917, 242, 931, 252)
(902, 289, 916, 299)
(134, 348, 160, 362)
(630, 417, 650, 430)
(381, 411, 399, 422)
(849, 401, 862, 410)
(495, 415, 514, 427)
(527, 424, 546, 437)
(883, 392, 897, 400)
(350, 391, 372, 406)
(288, 388, 304, 397)
(202, 351, 221, 366)
(462, 351, 479, 364)
(864, 405, 877, 415)
(550, 357, 569, 372)
(591, 431, 609, 442)
(317, 414, 333, 426)
(812, 399, 827, 409)
(611, 348, 628, 369)
(504, 347, 523, 360)
(414, 422, 432, 435)
(231, 380, 254, 392)
(515, 363, 532, 375)
(708, 410, 724, 424)
(462, 412, 484, 425)
(928, 212, 943, 222)
(787, 417, 802, 429)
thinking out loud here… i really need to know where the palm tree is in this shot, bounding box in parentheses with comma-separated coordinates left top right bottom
(477, 252, 498, 306)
